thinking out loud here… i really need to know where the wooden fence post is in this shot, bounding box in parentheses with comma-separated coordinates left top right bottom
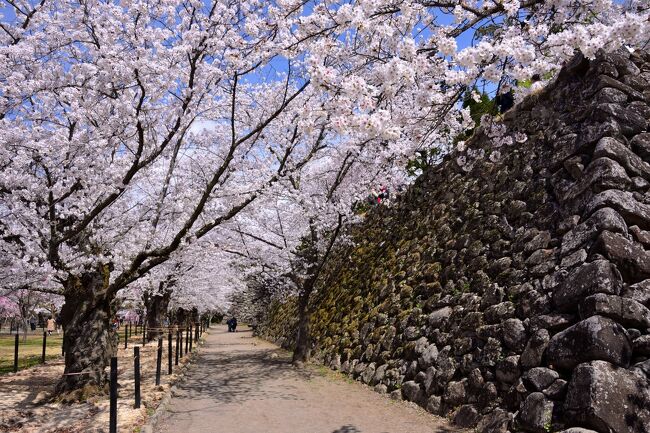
(109, 357, 118, 433)
(175, 331, 180, 365)
(134, 347, 141, 409)
(179, 329, 184, 358)
(155, 337, 162, 386)
(13, 334, 19, 373)
(168, 332, 172, 375)
(42, 331, 47, 363)
(189, 324, 193, 352)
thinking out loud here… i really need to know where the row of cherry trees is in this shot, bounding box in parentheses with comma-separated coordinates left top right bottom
(1, 0, 648, 393)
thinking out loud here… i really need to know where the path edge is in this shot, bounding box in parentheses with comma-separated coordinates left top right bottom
(140, 332, 209, 433)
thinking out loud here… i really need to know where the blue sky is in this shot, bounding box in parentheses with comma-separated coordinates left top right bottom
(1, 0, 481, 89)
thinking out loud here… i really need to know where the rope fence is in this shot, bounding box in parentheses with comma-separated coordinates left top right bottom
(107, 318, 210, 432)
(4, 317, 214, 432)
(3, 319, 211, 375)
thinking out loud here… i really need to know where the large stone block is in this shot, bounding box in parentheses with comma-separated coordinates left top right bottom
(560, 207, 627, 255)
(503, 318, 527, 351)
(564, 361, 650, 433)
(521, 329, 550, 369)
(585, 190, 650, 229)
(496, 355, 521, 384)
(631, 132, 650, 160)
(553, 260, 622, 312)
(595, 74, 645, 101)
(517, 392, 554, 433)
(401, 380, 425, 405)
(579, 293, 650, 329)
(595, 137, 650, 181)
(529, 313, 575, 333)
(555, 157, 631, 204)
(596, 231, 650, 280)
(417, 344, 438, 370)
(547, 315, 632, 370)
(522, 367, 560, 391)
(633, 335, 650, 356)
(443, 379, 467, 406)
(476, 409, 512, 433)
(428, 306, 452, 328)
(623, 279, 650, 306)
(453, 404, 481, 428)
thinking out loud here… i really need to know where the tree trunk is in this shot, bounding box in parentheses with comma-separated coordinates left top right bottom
(176, 308, 188, 326)
(144, 284, 171, 342)
(56, 269, 117, 395)
(292, 280, 314, 365)
(21, 318, 28, 342)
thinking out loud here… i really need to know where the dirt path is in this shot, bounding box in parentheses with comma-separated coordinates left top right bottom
(157, 326, 461, 433)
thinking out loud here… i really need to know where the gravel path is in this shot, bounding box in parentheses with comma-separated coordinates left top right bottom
(156, 326, 461, 433)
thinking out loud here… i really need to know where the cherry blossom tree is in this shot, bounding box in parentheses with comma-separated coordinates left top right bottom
(0, 0, 324, 393)
(216, 124, 415, 362)
(0, 287, 62, 340)
(0, 296, 18, 317)
(0, 295, 19, 332)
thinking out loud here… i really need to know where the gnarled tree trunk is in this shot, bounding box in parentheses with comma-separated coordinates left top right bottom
(290, 217, 343, 365)
(292, 279, 315, 365)
(144, 283, 172, 342)
(175, 307, 188, 327)
(56, 268, 117, 395)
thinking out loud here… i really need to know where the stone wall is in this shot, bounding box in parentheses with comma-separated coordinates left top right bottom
(258, 49, 650, 433)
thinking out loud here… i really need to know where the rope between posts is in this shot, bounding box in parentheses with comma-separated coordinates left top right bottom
(120, 326, 201, 331)
(62, 368, 127, 376)
(21, 324, 205, 377)
(54, 323, 209, 432)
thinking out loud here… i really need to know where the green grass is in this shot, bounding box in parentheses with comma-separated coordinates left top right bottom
(0, 332, 64, 374)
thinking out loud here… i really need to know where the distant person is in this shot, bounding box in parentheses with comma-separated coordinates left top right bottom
(227, 317, 238, 332)
(46, 317, 55, 336)
(29, 317, 36, 332)
(378, 185, 390, 205)
(370, 187, 380, 204)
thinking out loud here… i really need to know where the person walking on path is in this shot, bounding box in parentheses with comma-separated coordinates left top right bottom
(46, 317, 55, 336)
(227, 317, 238, 332)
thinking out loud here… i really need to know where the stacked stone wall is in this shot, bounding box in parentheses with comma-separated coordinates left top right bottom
(258, 49, 650, 433)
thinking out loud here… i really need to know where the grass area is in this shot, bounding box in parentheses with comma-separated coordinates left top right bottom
(0, 324, 203, 375)
(0, 332, 64, 374)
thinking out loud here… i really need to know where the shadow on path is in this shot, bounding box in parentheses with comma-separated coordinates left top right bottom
(157, 327, 463, 433)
